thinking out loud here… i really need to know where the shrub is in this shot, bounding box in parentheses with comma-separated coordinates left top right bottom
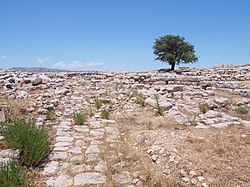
(101, 109, 110, 119)
(2, 120, 50, 167)
(0, 160, 27, 187)
(95, 97, 102, 109)
(235, 106, 249, 115)
(73, 112, 86, 125)
(198, 103, 210, 114)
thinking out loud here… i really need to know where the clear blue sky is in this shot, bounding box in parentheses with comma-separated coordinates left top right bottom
(0, 0, 250, 71)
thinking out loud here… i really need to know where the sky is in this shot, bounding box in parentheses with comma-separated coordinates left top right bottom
(0, 0, 250, 71)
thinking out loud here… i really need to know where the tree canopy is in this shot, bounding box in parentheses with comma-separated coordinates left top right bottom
(153, 35, 198, 71)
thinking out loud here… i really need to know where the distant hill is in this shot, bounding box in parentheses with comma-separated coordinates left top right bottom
(9, 67, 69, 72)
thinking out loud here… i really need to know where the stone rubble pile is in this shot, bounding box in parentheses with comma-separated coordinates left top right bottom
(0, 64, 249, 186)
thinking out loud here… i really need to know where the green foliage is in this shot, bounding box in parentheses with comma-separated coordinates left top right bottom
(101, 109, 110, 119)
(45, 108, 56, 120)
(2, 120, 50, 167)
(189, 116, 197, 126)
(153, 34, 198, 70)
(154, 95, 165, 116)
(135, 95, 145, 107)
(95, 97, 102, 109)
(73, 112, 86, 125)
(131, 89, 145, 107)
(0, 160, 27, 187)
(235, 106, 249, 115)
(198, 103, 210, 114)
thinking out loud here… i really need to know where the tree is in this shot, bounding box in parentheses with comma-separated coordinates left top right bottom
(153, 34, 198, 71)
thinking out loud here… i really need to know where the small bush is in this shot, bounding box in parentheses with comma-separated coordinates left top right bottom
(189, 116, 197, 126)
(95, 97, 102, 109)
(2, 120, 50, 167)
(198, 103, 210, 114)
(101, 109, 110, 119)
(45, 108, 56, 120)
(154, 95, 165, 116)
(235, 106, 249, 115)
(73, 112, 86, 125)
(0, 160, 27, 187)
(135, 95, 145, 107)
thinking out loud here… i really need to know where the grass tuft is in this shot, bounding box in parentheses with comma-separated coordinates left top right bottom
(73, 112, 86, 125)
(235, 106, 249, 115)
(198, 103, 210, 114)
(95, 97, 103, 109)
(45, 108, 56, 120)
(154, 95, 165, 116)
(101, 109, 110, 119)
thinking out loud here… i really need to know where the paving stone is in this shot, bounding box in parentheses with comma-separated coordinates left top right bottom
(43, 161, 59, 176)
(56, 136, 74, 142)
(68, 147, 82, 154)
(54, 142, 72, 147)
(54, 174, 73, 187)
(50, 152, 68, 161)
(90, 129, 105, 137)
(53, 146, 69, 151)
(85, 145, 101, 154)
(74, 172, 106, 185)
(75, 140, 87, 146)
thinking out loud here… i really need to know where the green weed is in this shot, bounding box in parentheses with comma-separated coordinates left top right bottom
(198, 103, 210, 114)
(101, 109, 110, 119)
(73, 112, 86, 125)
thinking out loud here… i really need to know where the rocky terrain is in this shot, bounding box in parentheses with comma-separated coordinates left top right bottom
(0, 64, 250, 186)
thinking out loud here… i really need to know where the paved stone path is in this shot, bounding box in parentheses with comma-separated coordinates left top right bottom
(43, 92, 120, 186)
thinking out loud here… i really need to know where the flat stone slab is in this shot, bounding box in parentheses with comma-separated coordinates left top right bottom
(54, 142, 72, 147)
(50, 152, 68, 161)
(85, 145, 101, 154)
(90, 129, 105, 137)
(43, 161, 59, 176)
(74, 172, 106, 185)
(54, 174, 73, 187)
(56, 136, 74, 142)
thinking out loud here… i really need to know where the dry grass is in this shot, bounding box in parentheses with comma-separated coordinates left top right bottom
(0, 95, 29, 122)
(177, 125, 250, 187)
(101, 133, 180, 187)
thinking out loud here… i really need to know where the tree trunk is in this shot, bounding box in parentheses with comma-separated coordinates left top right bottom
(170, 63, 175, 71)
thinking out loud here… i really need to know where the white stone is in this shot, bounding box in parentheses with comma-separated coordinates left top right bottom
(54, 174, 73, 187)
(197, 176, 205, 182)
(53, 146, 69, 151)
(46, 177, 55, 187)
(85, 145, 101, 154)
(56, 136, 74, 142)
(90, 129, 105, 137)
(68, 147, 82, 154)
(50, 152, 68, 161)
(54, 142, 72, 147)
(94, 161, 107, 172)
(43, 161, 59, 176)
(75, 140, 87, 146)
(74, 172, 106, 185)
(112, 171, 132, 184)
